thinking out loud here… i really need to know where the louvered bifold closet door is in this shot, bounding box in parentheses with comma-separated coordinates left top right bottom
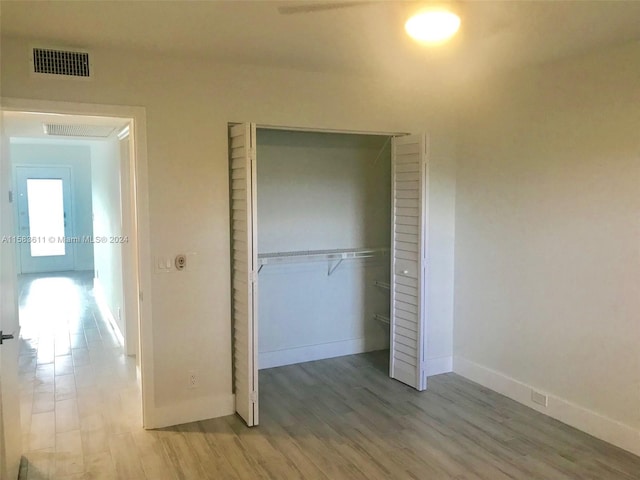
(390, 133, 428, 391)
(229, 123, 259, 426)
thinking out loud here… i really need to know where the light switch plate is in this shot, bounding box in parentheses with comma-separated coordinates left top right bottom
(155, 256, 174, 273)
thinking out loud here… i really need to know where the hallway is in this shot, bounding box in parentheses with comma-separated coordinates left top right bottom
(17, 272, 141, 479)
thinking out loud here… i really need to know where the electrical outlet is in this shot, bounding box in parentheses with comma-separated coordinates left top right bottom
(117, 307, 122, 321)
(531, 389, 548, 407)
(188, 371, 198, 389)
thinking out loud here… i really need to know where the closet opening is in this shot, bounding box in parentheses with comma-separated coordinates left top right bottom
(229, 124, 428, 427)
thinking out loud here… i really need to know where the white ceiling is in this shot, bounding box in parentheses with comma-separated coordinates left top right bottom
(2, 0, 640, 80)
(3, 111, 129, 141)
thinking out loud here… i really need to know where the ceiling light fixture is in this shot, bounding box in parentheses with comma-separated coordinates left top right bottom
(405, 9, 461, 44)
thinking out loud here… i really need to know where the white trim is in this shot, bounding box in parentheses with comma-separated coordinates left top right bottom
(93, 277, 125, 346)
(0, 105, 20, 480)
(149, 394, 235, 429)
(116, 125, 130, 140)
(255, 123, 407, 137)
(1, 97, 154, 429)
(426, 355, 452, 377)
(453, 356, 640, 456)
(118, 132, 138, 358)
(259, 337, 388, 370)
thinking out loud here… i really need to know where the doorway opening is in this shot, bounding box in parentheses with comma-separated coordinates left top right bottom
(0, 101, 153, 475)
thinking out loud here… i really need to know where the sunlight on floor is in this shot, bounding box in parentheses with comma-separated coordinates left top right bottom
(17, 271, 141, 479)
(19, 277, 84, 348)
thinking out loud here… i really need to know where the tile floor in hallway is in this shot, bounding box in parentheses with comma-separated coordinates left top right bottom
(17, 271, 143, 479)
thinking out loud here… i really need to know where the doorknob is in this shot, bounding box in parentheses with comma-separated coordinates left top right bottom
(0, 331, 15, 345)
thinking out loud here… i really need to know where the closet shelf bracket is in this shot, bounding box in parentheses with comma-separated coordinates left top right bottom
(328, 258, 344, 276)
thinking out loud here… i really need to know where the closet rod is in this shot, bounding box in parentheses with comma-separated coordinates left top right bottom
(258, 247, 388, 275)
(374, 313, 390, 325)
(258, 247, 388, 262)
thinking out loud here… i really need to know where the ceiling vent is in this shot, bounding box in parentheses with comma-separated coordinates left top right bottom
(43, 124, 116, 138)
(32, 48, 91, 77)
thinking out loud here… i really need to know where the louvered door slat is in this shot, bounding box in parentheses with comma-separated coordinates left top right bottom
(229, 123, 259, 426)
(390, 133, 427, 391)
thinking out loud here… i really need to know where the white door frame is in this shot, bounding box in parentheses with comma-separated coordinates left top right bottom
(1, 97, 155, 428)
(0, 106, 21, 480)
(230, 123, 429, 422)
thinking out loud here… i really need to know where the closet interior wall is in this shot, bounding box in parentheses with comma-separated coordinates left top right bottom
(256, 129, 392, 369)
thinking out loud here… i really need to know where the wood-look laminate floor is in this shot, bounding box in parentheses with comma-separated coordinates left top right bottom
(17, 272, 640, 479)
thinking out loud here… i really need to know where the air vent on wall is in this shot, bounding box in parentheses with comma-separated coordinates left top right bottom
(32, 48, 91, 77)
(43, 124, 116, 138)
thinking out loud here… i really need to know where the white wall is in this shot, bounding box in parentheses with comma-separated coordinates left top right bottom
(0, 37, 457, 427)
(454, 41, 640, 454)
(90, 137, 126, 345)
(257, 131, 391, 252)
(257, 130, 390, 367)
(10, 141, 94, 271)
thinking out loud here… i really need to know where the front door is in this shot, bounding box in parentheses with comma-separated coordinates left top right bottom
(15, 166, 74, 273)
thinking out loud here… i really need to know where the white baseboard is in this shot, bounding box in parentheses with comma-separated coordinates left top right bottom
(147, 394, 235, 429)
(260, 340, 453, 377)
(454, 356, 640, 457)
(427, 355, 453, 377)
(93, 278, 124, 346)
(259, 337, 388, 369)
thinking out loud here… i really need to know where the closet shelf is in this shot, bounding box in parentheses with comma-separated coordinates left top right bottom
(258, 247, 388, 276)
(374, 313, 390, 325)
(374, 280, 390, 290)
